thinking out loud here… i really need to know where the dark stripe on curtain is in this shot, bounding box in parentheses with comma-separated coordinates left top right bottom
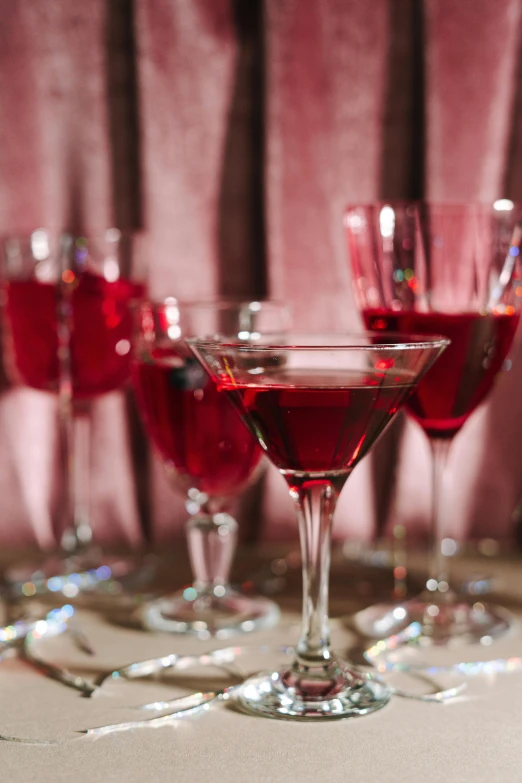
(372, 0, 426, 538)
(218, 0, 267, 300)
(105, 0, 151, 540)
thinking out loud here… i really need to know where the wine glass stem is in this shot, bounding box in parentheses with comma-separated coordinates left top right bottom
(289, 476, 344, 671)
(56, 243, 94, 555)
(186, 507, 238, 590)
(60, 400, 93, 553)
(427, 436, 452, 591)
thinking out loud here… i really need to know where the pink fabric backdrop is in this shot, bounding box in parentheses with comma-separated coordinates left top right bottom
(0, 0, 521, 549)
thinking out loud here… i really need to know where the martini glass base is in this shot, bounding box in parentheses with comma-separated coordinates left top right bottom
(236, 666, 391, 720)
(141, 586, 280, 639)
(354, 591, 512, 645)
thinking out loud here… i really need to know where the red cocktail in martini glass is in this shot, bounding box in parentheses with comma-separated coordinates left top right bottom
(190, 332, 447, 720)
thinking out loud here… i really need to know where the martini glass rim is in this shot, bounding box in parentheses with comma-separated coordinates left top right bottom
(187, 332, 450, 352)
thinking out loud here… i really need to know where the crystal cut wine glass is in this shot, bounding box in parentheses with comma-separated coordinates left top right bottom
(345, 201, 522, 644)
(1, 230, 146, 596)
(189, 332, 447, 720)
(132, 299, 290, 638)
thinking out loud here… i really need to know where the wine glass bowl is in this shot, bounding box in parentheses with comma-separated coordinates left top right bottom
(132, 299, 290, 638)
(3, 232, 143, 400)
(190, 332, 448, 719)
(345, 201, 522, 643)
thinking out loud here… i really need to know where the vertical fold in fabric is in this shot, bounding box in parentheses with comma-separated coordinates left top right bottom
(135, 0, 239, 539)
(262, 0, 390, 541)
(136, 0, 237, 301)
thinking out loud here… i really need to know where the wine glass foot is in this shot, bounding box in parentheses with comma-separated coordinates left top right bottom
(354, 595, 512, 645)
(235, 666, 391, 720)
(140, 586, 280, 639)
(5, 551, 156, 599)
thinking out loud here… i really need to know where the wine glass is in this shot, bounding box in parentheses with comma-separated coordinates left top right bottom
(345, 201, 522, 643)
(189, 332, 447, 719)
(1, 229, 146, 596)
(132, 299, 290, 638)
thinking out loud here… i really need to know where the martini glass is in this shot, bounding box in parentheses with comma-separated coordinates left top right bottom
(1, 230, 146, 597)
(189, 332, 447, 720)
(345, 201, 522, 643)
(132, 300, 290, 638)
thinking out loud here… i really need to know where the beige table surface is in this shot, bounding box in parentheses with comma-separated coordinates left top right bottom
(1, 548, 522, 783)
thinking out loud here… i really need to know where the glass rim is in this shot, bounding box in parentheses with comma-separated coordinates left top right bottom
(344, 199, 522, 213)
(0, 228, 137, 243)
(187, 331, 451, 352)
(143, 297, 289, 310)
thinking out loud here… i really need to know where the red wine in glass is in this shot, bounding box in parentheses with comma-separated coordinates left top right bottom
(220, 368, 417, 474)
(363, 309, 519, 439)
(132, 347, 262, 498)
(1, 232, 148, 597)
(5, 273, 146, 399)
(131, 298, 289, 638)
(345, 201, 522, 644)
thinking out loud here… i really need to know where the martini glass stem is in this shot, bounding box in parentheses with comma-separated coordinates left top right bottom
(427, 436, 452, 593)
(289, 476, 346, 673)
